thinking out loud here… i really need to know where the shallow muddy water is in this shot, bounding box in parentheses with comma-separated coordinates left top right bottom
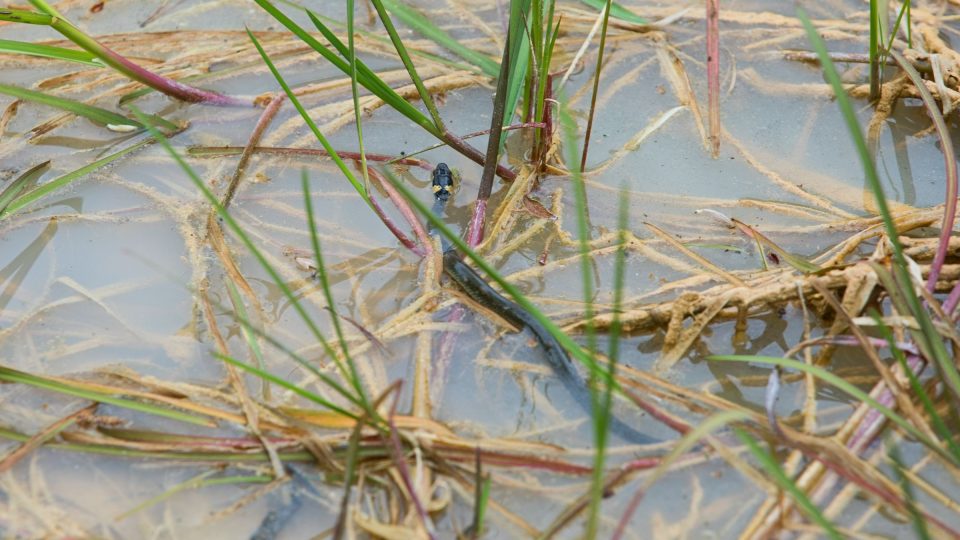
(0, 0, 958, 538)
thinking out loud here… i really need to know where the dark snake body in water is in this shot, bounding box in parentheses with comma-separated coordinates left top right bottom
(431, 163, 656, 444)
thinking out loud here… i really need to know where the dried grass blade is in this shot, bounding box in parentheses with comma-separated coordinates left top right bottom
(0, 403, 95, 472)
(708, 355, 955, 465)
(645, 221, 744, 286)
(612, 410, 751, 539)
(734, 427, 843, 539)
(730, 218, 821, 273)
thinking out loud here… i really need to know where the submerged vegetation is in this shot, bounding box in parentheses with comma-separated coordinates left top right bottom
(1, 0, 959, 537)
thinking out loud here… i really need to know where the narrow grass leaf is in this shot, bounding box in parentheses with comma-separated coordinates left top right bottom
(580, 0, 613, 169)
(216, 353, 357, 419)
(888, 441, 932, 540)
(362, 0, 445, 131)
(225, 281, 269, 400)
(500, 0, 530, 137)
(734, 427, 843, 539)
(343, 1, 371, 187)
(1, 131, 173, 218)
(559, 92, 606, 535)
(380, 0, 500, 76)
(116, 470, 272, 521)
(709, 354, 956, 465)
(888, 49, 958, 291)
(803, 4, 957, 406)
(0, 426, 315, 462)
(0, 39, 102, 65)
(0, 83, 141, 130)
(0, 160, 49, 215)
(246, 28, 366, 201)
(730, 218, 820, 273)
(0, 366, 213, 426)
(873, 313, 960, 462)
(255, 0, 438, 136)
(130, 107, 371, 415)
(579, 0, 647, 24)
(301, 170, 366, 402)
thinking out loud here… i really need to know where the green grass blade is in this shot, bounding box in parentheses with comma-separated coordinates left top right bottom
(301, 170, 367, 403)
(500, 0, 530, 145)
(379, 0, 500, 76)
(873, 313, 960, 462)
(558, 93, 606, 535)
(709, 355, 956, 465)
(344, 1, 371, 187)
(307, 10, 480, 73)
(363, 0, 445, 131)
(225, 281, 270, 400)
(129, 107, 370, 415)
(0, 83, 141, 130)
(887, 441, 931, 540)
(254, 0, 438, 136)
(1, 132, 171, 218)
(246, 28, 366, 201)
(579, 0, 647, 24)
(799, 6, 960, 406)
(218, 282, 365, 411)
(303, 9, 413, 116)
(0, 366, 213, 426)
(215, 353, 357, 419)
(869, 0, 880, 100)
(734, 427, 843, 539)
(0, 160, 49, 215)
(0, 38, 102, 65)
(0, 7, 54, 25)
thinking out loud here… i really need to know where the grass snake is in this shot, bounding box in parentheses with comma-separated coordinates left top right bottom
(430, 163, 656, 444)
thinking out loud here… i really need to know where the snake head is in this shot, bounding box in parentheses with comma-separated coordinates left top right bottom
(431, 162, 454, 201)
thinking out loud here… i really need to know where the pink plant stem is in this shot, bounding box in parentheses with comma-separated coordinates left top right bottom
(99, 46, 252, 106)
(465, 199, 488, 248)
(366, 167, 425, 254)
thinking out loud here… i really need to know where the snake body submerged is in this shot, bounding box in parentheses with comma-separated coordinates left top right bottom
(431, 164, 656, 444)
